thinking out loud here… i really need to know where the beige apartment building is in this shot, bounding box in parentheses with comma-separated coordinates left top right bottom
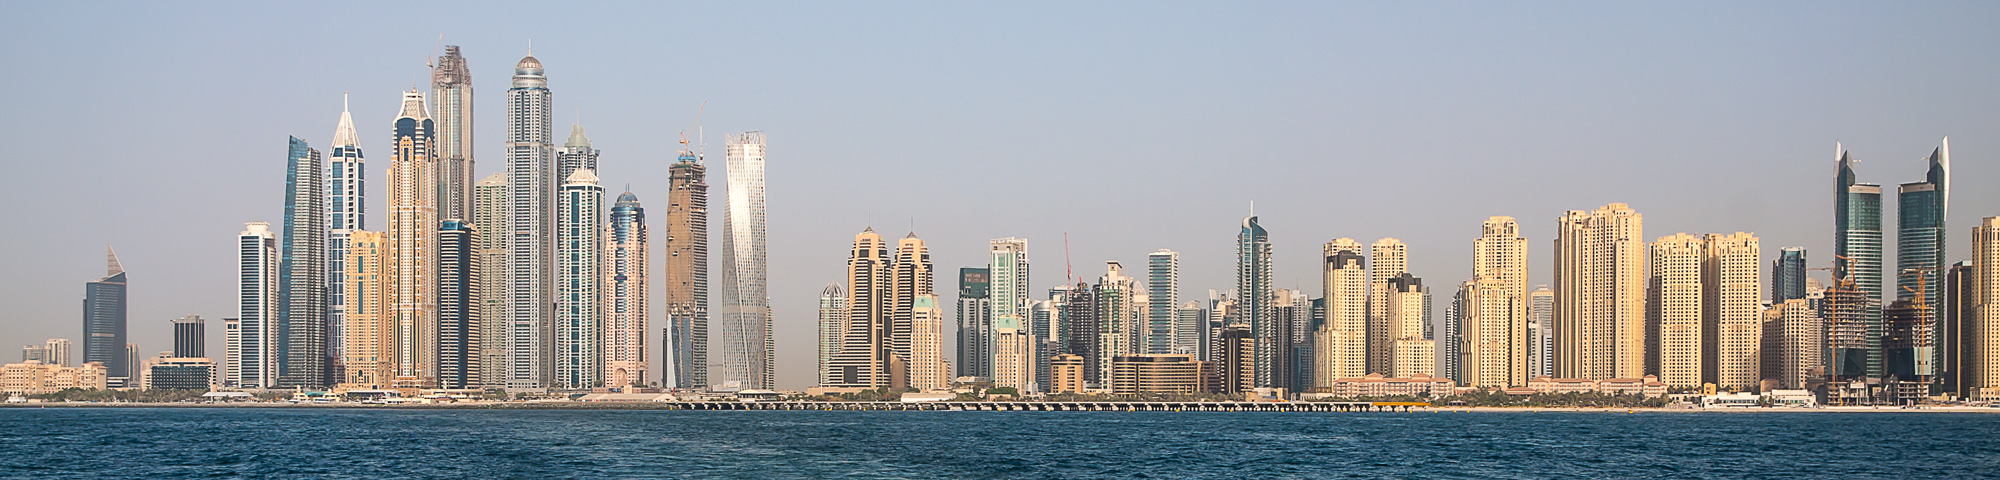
(1109, 354, 1210, 395)
(1050, 354, 1086, 393)
(1367, 238, 1408, 376)
(1703, 233, 1761, 390)
(1317, 238, 1367, 387)
(1973, 217, 2000, 399)
(1555, 203, 1646, 380)
(1647, 233, 1704, 388)
(1472, 216, 1528, 386)
(2, 361, 107, 395)
(1760, 299, 1822, 390)
(341, 230, 390, 388)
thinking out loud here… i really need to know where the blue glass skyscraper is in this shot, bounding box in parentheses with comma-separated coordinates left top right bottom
(1834, 144, 1884, 378)
(278, 136, 327, 387)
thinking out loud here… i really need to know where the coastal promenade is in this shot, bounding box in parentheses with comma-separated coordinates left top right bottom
(656, 401, 1429, 412)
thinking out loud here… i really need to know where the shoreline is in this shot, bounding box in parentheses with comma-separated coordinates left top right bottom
(5, 402, 1997, 413)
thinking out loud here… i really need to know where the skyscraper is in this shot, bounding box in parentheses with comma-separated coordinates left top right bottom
(1472, 216, 1529, 386)
(956, 268, 992, 378)
(891, 233, 935, 390)
(1760, 299, 1822, 390)
(662, 148, 708, 390)
(1554, 204, 1645, 380)
(505, 52, 555, 391)
(234, 226, 275, 388)
(431, 45, 474, 222)
(84, 247, 128, 384)
(1529, 286, 1553, 378)
(172, 315, 204, 359)
(1833, 143, 1884, 378)
(1059, 278, 1094, 383)
(341, 230, 389, 386)
(1386, 274, 1433, 378)
(1238, 216, 1276, 387)
(555, 169, 603, 389)
(436, 220, 478, 389)
(1703, 232, 1760, 391)
(472, 173, 508, 388)
(387, 89, 438, 389)
(719, 132, 771, 390)
(1897, 139, 1949, 307)
(1095, 262, 1136, 386)
(1317, 238, 1366, 385)
(1942, 260, 1973, 398)
(989, 238, 1031, 370)
(278, 136, 327, 387)
(222, 318, 240, 386)
(1439, 283, 1463, 382)
(604, 191, 648, 389)
(327, 97, 364, 372)
(43, 339, 71, 367)
(1174, 302, 1206, 357)
(817, 283, 846, 385)
(1771, 247, 1808, 303)
(1146, 249, 1179, 354)
(557, 125, 599, 185)
(911, 294, 948, 391)
(828, 228, 892, 388)
(1367, 238, 1408, 376)
(1969, 217, 2000, 399)
(1647, 233, 1703, 388)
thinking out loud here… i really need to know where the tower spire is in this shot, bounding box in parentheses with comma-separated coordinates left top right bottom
(106, 246, 123, 276)
(332, 92, 360, 148)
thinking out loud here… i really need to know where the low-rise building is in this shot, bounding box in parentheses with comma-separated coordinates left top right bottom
(1050, 354, 1086, 393)
(1108, 354, 1211, 395)
(1701, 392, 1762, 408)
(1321, 373, 1456, 398)
(1, 361, 108, 395)
(1526, 375, 1667, 398)
(144, 357, 215, 390)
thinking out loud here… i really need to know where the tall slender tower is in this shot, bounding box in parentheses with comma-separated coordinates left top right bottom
(1145, 250, 1179, 354)
(472, 173, 509, 388)
(719, 132, 772, 389)
(431, 45, 474, 222)
(989, 238, 1031, 366)
(556, 169, 603, 389)
(84, 247, 130, 384)
(505, 52, 555, 391)
(234, 227, 275, 388)
(1367, 238, 1408, 377)
(1897, 139, 1949, 305)
(1833, 143, 1885, 378)
(910, 294, 948, 391)
(1554, 205, 1645, 380)
(1318, 238, 1366, 385)
(1472, 217, 1529, 386)
(436, 220, 478, 389)
(1238, 216, 1276, 387)
(327, 97, 365, 373)
(1529, 285, 1554, 378)
(1647, 233, 1704, 388)
(387, 89, 438, 388)
(558, 125, 599, 183)
(1385, 274, 1433, 378)
(341, 230, 389, 386)
(956, 268, 993, 378)
(278, 136, 327, 387)
(1969, 217, 1999, 399)
(603, 191, 648, 388)
(828, 228, 891, 388)
(1095, 262, 1136, 387)
(662, 148, 709, 390)
(891, 233, 934, 390)
(817, 283, 846, 385)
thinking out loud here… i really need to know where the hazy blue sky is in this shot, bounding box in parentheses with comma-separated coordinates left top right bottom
(3, 2, 1994, 388)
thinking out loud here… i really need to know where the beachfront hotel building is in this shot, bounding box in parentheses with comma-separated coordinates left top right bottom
(1385, 274, 1433, 378)
(1, 361, 107, 395)
(1367, 238, 1409, 376)
(827, 229, 893, 388)
(1703, 232, 1761, 391)
(1647, 233, 1703, 388)
(1472, 216, 1528, 386)
(1108, 354, 1210, 395)
(1050, 354, 1086, 393)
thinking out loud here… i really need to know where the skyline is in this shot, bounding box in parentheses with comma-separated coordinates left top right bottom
(5, 3, 2000, 389)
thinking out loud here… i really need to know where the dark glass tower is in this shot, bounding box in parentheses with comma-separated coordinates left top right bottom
(1771, 247, 1808, 303)
(1834, 145, 1884, 378)
(1896, 141, 1948, 305)
(436, 220, 478, 389)
(84, 248, 129, 380)
(278, 136, 327, 387)
(954, 267, 991, 378)
(172, 315, 205, 358)
(1237, 215, 1275, 387)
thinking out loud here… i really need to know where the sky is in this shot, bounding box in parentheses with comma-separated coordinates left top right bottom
(1, 2, 1995, 389)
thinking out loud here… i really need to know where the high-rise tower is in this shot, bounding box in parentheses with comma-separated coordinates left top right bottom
(436, 220, 479, 389)
(956, 268, 993, 378)
(558, 124, 599, 184)
(1367, 238, 1409, 377)
(817, 283, 846, 385)
(891, 233, 935, 390)
(472, 173, 508, 388)
(1238, 216, 1276, 387)
(663, 148, 709, 390)
(1897, 139, 1949, 306)
(505, 53, 555, 391)
(1771, 247, 1808, 304)
(1145, 249, 1179, 354)
(327, 97, 364, 371)
(1833, 143, 1885, 378)
(828, 228, 892, 388)
(387, 89, 438, 389)
(1554, 204, 1645, 380)
(1647, 233, 1704, 388)
(604, 191, 648, 388)
(1473, 217, 1529, 386)
(278, 136, 328, 387)
(989, 238, 1031, 364)
(234, 227, 275, 388)
(1703, 232, 1761, 390)
(556, 169, 603, 389)
(719, 132, 771, 389)
(1969, 217, 2000, 399)
(431, 45, 474, 222)
(85, 248, 130, 384)
(1318, 238, 1366, 385)
(341, 230, 389, 387)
